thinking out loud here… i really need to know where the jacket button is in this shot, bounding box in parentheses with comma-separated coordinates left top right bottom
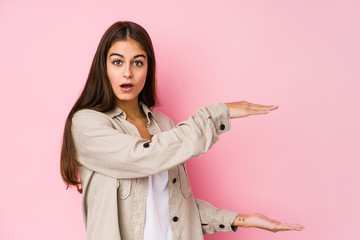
(220, 124, 225, 130)
(143, 142, 150, 148)
(219, 224, 225, 228)
(172, 178, 177, 184)
(173, 216, 179, 222)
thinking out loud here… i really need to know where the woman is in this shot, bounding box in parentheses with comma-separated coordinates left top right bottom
(60, 21, 304, 240)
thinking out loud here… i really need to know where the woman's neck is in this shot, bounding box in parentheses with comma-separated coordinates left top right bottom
(116, 99, 145, 121)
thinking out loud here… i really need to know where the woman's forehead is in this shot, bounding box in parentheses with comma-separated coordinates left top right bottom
(108, 39, 146, 57)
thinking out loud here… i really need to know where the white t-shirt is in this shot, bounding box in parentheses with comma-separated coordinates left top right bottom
(143, 170, 174, 240)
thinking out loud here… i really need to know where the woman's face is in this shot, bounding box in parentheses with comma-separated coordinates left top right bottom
(106, 38, 148, 105)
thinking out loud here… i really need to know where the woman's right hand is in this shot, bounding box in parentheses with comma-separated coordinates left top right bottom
(225, 101, 279, 119)
(232, 213, 304, 232)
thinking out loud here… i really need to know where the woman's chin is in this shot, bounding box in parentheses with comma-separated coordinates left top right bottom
(115, 95, 139, 104)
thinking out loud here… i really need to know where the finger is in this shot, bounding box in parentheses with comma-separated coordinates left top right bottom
(238, 101, 279, 111)
(282, 223, 304, 229)
(249, 104, 279, 111)
(269, 105, 279, 111)
(277, 223, 304, 231)
(290, 223, 305, 231)
(248, 109, 271, 115)
(272, 224, 294, 231)
(248, 102, 276, 108)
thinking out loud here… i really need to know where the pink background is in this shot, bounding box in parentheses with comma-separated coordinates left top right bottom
(1, 0, 359, 239)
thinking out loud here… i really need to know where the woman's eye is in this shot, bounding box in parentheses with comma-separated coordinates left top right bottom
(113, 60, 122, 66)
(133, 61, 143, 67)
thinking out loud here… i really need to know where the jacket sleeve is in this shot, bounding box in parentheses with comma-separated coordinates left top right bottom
(195, 199, 239, 234)
(71, 103, 230, 179)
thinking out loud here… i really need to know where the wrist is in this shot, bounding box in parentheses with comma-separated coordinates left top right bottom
(232, 213, 252, 227)
(224, 102, 234, 119)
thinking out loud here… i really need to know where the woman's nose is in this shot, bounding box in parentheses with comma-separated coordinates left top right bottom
(123, 64, 133, 78)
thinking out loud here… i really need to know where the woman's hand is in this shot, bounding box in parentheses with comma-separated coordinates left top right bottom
(225, 101, 279, 119)
(232, 213, 304, 232)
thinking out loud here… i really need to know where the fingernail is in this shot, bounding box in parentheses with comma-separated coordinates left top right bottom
(273, 105, 279, 108)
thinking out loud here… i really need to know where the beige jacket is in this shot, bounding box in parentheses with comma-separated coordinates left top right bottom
(72, 102, 239, 240)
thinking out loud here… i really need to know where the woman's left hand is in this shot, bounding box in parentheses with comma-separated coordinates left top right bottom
(232, 213, 304, 232)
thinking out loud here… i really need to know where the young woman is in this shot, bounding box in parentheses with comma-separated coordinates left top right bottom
(60, 21, 304, 240)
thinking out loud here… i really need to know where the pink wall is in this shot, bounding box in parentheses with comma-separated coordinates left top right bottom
(1, 0, 359, 239)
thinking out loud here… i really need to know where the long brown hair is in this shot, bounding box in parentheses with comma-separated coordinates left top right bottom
(60, 21, 157, 193)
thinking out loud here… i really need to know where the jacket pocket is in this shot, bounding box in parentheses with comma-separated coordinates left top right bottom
(117, 179, 132, 200)
(179, 164, 192, 198)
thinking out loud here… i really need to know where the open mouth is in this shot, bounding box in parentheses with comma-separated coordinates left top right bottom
(120, 83, 134, 88)
(120, 83, 134, 92)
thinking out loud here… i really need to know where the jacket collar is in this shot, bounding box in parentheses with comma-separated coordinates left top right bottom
(105, 102, 158, 123)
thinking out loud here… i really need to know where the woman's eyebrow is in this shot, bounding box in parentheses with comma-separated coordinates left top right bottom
(109, 53, 123, 58)
(109, 53, 146, 59)
(133, 54, 146, 59)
